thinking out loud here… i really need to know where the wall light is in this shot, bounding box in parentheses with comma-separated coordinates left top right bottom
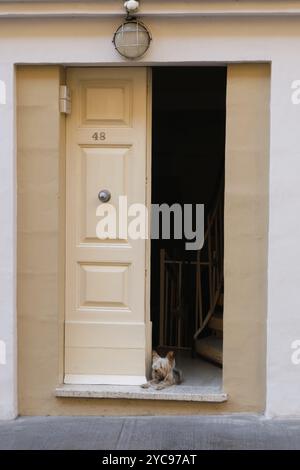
(113, 18, 152, 59)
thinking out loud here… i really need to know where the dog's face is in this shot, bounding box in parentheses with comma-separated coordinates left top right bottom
(151, 351, 175, 381)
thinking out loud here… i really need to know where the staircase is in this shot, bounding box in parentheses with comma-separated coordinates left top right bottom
(158, 181, 224, 366)
(195, 293, 223, 366)
(193, 184, 224, 366)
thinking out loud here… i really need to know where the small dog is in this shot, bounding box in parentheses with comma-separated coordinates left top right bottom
(141, 350, 183, 390)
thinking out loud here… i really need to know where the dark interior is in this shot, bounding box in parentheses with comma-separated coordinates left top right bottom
(151, 66, 227, 351)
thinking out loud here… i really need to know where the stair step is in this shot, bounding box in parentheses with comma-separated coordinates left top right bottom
(217, 293, 224, 307)
(208, 312, 223, 332)
(195, 336, 223, 365)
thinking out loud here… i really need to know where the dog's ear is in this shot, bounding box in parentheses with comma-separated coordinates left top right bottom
(166, 351, 175, 362)
(152, 350, 160, 360)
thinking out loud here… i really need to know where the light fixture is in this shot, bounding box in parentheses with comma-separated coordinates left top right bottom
(124, 1, 140, 13)
(113, 2, 152, 59)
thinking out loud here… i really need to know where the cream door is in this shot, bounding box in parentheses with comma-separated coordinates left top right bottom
(64, 68, 148, 385)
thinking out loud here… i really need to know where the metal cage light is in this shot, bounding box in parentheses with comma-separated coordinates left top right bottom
(113, 18, 152, 59)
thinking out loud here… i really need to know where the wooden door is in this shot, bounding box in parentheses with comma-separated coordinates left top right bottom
(65, 68, 148, 385)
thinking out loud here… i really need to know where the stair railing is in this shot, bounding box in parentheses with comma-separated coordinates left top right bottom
(159, 182, 224, 349)
(193, 183, 224, 342)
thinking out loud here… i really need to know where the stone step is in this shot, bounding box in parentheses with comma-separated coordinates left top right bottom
(195, 336, 223, 365)
(208, 311, 223, 332)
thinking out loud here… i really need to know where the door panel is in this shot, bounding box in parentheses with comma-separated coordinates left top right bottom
(65, 68, 148, 385)
(79, 146, 129, 243)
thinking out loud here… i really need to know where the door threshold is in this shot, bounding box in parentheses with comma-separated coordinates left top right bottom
(55, 384, 228, 402)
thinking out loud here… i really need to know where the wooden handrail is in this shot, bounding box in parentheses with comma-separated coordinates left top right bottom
(159, 180, 224, 349)
(194, 183, 224, 341)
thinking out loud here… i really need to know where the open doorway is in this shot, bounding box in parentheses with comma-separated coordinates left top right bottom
(151, 67, 227, 388)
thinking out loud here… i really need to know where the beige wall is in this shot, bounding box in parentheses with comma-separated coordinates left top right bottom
(17, 66, 66, 413)
(17, 64, 270, 415)
(223, 64, 270, 411)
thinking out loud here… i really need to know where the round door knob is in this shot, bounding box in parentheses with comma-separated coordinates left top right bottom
(98, 189, 111, 203)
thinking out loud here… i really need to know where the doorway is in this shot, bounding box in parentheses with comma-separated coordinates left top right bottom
(16, 64, 269, 411)
(151, 67, 227, 387)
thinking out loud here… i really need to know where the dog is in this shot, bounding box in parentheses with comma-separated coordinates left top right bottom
(141, 350, 183, 390)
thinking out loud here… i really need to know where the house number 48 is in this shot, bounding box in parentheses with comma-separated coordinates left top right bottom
(92, 131, 106, 141)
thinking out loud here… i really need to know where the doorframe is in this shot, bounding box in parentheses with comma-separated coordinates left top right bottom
(145, 67, 153, 378)
(16, 62, 270, 414)
(142, 63, 270, 407)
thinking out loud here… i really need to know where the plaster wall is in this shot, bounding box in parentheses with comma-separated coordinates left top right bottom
(0, 14, 299, 417)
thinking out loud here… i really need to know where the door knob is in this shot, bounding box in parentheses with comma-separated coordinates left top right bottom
(98, 189, 111, 203)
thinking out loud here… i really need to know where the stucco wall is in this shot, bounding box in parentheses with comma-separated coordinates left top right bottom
(223, 64, 270, 412)
(0, 65, 17, 420)
(17, 66, 66, 415)
(0, 13, 300, 417)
